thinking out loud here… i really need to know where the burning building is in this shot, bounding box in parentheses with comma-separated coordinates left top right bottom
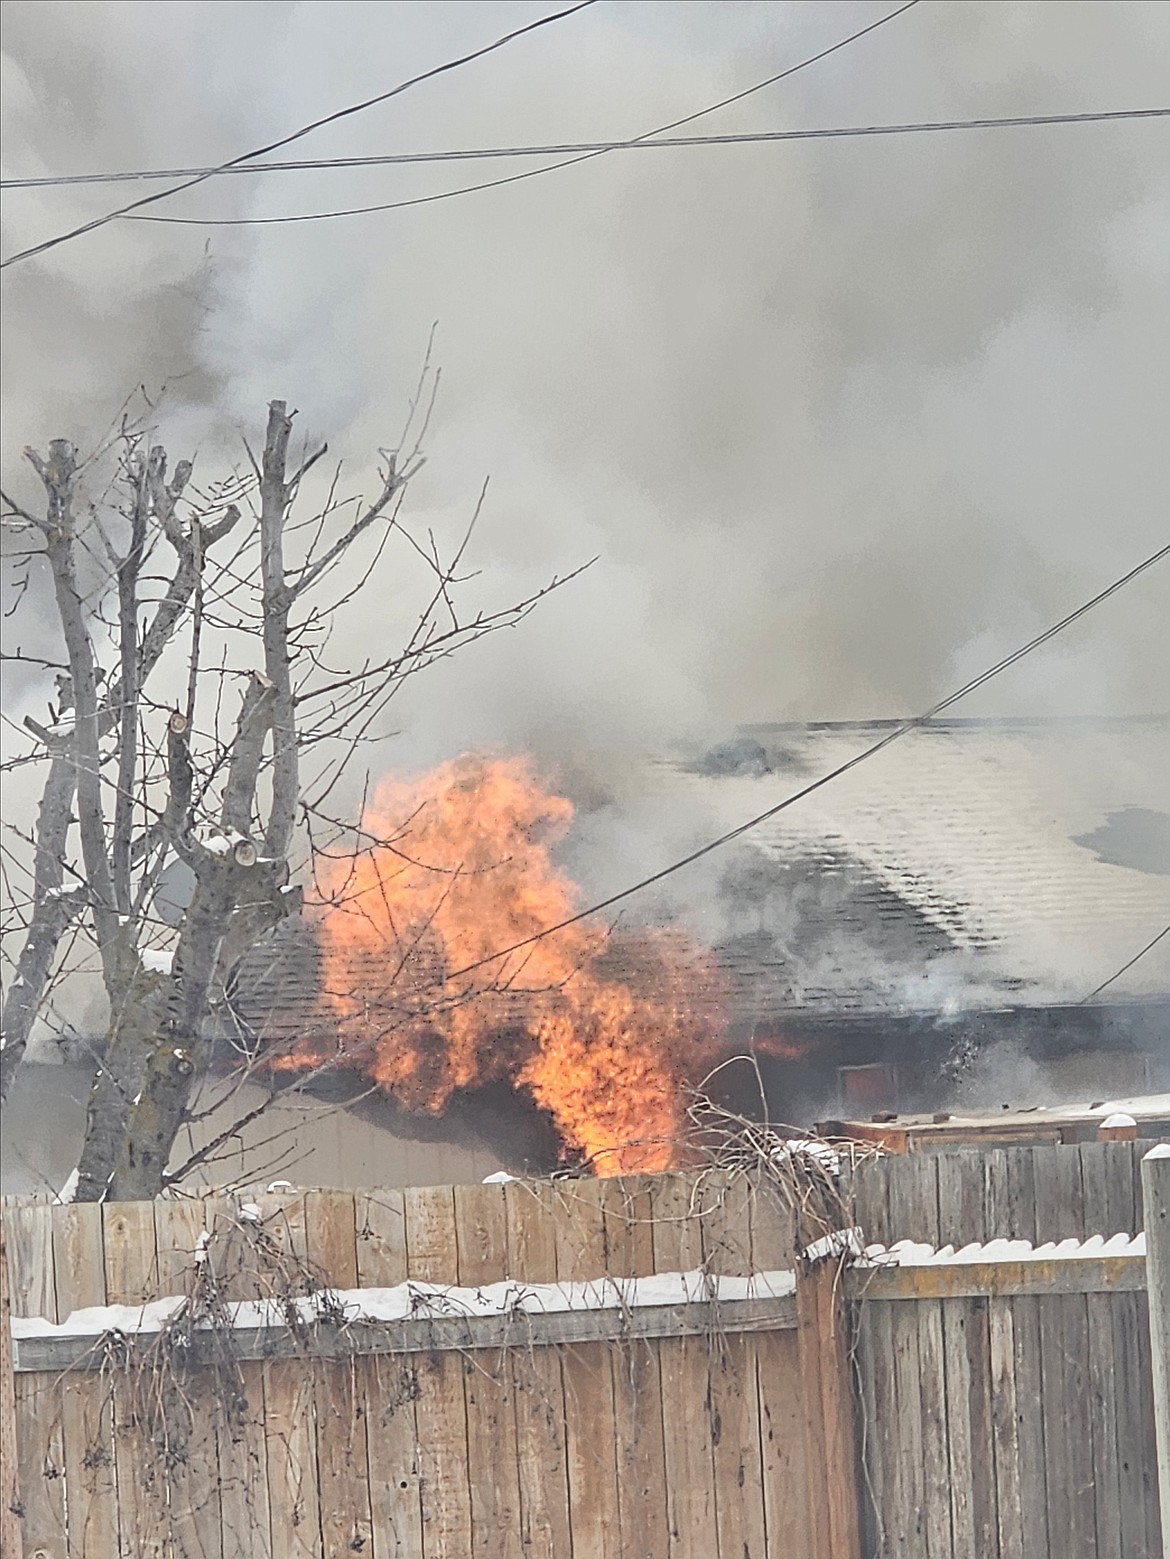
(222, 715, 1169, 1177)
(4, 715, 1165, 1195)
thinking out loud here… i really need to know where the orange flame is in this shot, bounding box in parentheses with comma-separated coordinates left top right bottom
(754, 1032, 812, 1064)
(292, 755, 727, 1173)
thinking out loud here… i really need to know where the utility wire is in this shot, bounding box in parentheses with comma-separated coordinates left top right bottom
(0, 0, 597, 270)
(3, 0, 922, 194)
(1080, 924, 1170, 1005)
(122, 107, 1170, 229)
(444, 540, 1170, 983)
(3, 0, 921, 250)
(7, 107, 1165, 194)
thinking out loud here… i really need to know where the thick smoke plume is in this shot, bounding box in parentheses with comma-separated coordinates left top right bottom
(2, 2, 1168, 1079)
(4, 2, 1166, 750)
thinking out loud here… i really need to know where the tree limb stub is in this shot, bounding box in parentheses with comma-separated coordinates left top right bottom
(0, 745, 84, 1098)
(29, 440, 124, 981)
(260, 401, 298, 858)
(221, 672, 276, 837)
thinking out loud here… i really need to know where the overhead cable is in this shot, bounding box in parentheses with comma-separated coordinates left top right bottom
(2, 0, 922, 253)
(0, 0, 598, 270)
(6, 107, 1165, 195)
(1080, 924, 1170, 1004)
(445, 539, 1170, 981)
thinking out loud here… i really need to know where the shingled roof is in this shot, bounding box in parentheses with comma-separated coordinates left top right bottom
(664, 715, 1170, 1017)
(230, 717, 1170, 1044)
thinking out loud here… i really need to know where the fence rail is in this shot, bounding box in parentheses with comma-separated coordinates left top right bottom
(10, 1283, 799, 1373)
(851, 1252, 1146, 1300)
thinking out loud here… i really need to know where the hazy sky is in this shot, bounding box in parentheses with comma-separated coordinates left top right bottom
(3, 0, 1168, 778)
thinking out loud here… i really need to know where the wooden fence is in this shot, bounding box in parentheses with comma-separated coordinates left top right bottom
(2, 1140, 1165, 1559)
(849, 1142, 1163, 1559)
(2, 1172, 810, 1559)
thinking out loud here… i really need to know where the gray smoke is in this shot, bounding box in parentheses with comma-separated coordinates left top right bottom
(3, 1, 1168, 956)
(4, 1, 1168, 747)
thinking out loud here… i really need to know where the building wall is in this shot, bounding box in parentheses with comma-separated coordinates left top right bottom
(0, 1063, 503, 1197)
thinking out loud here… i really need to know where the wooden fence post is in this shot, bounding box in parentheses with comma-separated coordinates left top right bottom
(796, 1251, 863, 1559)
(1142, 1143, 1170, 1548)
(0, 1214, 21, 1558)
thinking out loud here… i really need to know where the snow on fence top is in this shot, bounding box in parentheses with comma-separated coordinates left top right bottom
(10, 1268, 797, 1343)
(858, 1231, 1146, 1267)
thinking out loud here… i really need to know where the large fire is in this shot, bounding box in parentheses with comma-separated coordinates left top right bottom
(285, 756, 728, 1173)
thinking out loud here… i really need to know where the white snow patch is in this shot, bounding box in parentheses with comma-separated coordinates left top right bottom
(14, 1296, 187, 1339)
(236, 1202, 263, 1224)
(140, 948, 174, 974)
(482, 1171, 515, 1184)
(1101, 1112, 1137, 1130)
(857, 1233, 1145, 1267)
(266, 1180, 294, 1192)
(1050, 1094, 1170, 1120)
(193, 1231, 212, 1266)
(10, 1269, 797, 1339)
(54, 1168, 80, 1205)
(773, 1137, 841, 1175)
(803, 1227, 864, 1263)
(1144, 1143, 1170, 1160)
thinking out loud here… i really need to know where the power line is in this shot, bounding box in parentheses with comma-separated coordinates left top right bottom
(3, 1, 923, 194)
(1080, 924, 1170, 1005)
(0, 0, 597, 271)
(444, 539, 1170, 984)
(3, 0, 922, 254)
(118, 107, 1170, 229)
(7, 108, 1164, 195)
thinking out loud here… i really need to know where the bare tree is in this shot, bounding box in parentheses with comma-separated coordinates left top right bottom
(0, 391, 582, 1200)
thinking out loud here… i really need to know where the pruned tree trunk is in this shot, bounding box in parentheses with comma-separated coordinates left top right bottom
(0, 749, 81, 1098)
(2, 387, 576, 1200)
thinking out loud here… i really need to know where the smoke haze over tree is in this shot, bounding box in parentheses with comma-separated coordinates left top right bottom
(3, 0, 1168, 830)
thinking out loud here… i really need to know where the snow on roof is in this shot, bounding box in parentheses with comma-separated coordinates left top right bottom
(663, 717, 1170, 1012)
(231, 718, 1169, 1034)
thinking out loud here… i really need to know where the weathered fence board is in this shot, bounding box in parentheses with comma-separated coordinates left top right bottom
(703, 1174, 767, 1559)
(405, 1183, 475, 1559)
(1119, 1290, 1163, 1559)
(355, 1186, 423, 1559)
(204, 1193, 272, 1559)
(54, 1201, 118, 1559)
(749, 1181, 809, 1559)
(557, 1179, 623, 1559)
(651, 1174, 718, 1559)
(850, 1255, 1145, 1301)
(306, 1189, 374, 1559)
(602, 1178, 668, 1559)
(8, 1201, 66, 1559)
(254, 1190, 320, 1559)
(1, 1217, 25, 1559)
(453, 1180, 522, 1559)
(504, 1181, 573, 1559)
(987, 1295, 1023, 1559)
(1003, 1151, 1050, 1559)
